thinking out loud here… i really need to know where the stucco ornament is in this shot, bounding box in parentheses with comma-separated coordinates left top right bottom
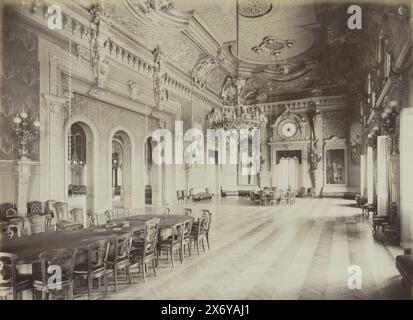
(152, 45, 169, 109)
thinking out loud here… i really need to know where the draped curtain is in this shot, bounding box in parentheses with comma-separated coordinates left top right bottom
(277, 157, 299, 191)
(377, 136, 390, 216)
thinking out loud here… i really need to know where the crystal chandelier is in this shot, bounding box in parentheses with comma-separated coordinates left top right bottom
(206, 0, 267, 130)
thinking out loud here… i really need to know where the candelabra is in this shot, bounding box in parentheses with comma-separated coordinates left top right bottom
(13, 110, 40, 160)
(380, 100, 399, 154)
(367, 126, 380, 148)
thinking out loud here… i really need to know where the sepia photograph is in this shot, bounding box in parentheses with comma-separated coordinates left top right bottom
(0, 0, 412, 307)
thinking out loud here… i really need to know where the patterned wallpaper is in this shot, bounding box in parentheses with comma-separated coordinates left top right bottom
(0, 12, 40, 160)
(322, 111, 347, 140)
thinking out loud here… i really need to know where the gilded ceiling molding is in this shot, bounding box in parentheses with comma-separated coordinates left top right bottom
(191, 55, 217, 89)
(124, 0, 187, 31)
(239, 0, 273, 18)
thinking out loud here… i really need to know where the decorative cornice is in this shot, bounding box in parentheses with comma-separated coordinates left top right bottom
(11, 3, 222, 111)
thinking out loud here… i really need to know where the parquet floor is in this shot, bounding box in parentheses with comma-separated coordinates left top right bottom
(75, 197, 411, 300)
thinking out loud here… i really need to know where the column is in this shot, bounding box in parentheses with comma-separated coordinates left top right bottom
(400, 107, 413, 247)
(360, 154, 366, 197)
(376, 135, 390, 216)
(42, 93, 67, 201)
(16, 160, 32, 235)
(367, 146, 374, 203)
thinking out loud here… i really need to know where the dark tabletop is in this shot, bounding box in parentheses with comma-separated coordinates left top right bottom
(0, 214, 192, 264)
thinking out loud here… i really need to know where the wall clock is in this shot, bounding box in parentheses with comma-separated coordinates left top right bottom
(277, 119, 300, 139)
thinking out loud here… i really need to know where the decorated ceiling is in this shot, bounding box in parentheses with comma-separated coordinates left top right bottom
(100, 0, 367, 103)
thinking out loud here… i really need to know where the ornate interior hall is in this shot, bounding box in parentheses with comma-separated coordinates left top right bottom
(0, 0, 412, 301)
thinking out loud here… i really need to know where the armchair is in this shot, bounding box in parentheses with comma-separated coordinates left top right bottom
(27, 201, 46, 234)
(54, 202, 82, 231)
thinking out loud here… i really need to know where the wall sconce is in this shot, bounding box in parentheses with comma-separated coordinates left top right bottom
(381, 100, 398, 134)
(13, 110, 40, 160)
(367, 126, 380, 148)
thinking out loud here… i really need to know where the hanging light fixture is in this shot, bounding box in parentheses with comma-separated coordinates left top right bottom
(207, 0, 267, 130)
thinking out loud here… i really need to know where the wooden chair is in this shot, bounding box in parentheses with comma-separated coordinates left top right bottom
(44, 200, 57, 230)
(280, 191, 288, 206)
(33, 248, 77, 300)
(373, 202, 400, 243)
(158, 223, 184, 267)
(130, 218, 160, 282)
(182, 218, 193, 258)
(306, 187, 316, 198)
(183, 208, 192, 217)
(0, 252, 32, 300)
(87, 210, 98, 227)
(177, 190, 184, 204)
(70, 208, 83, 225)
(268, 192, 277, 206)
(106, 233, 133, 291)
(163, 207, 171, 215)
(1, 224, 22, 240)
(189, 215, 205, 255)
(114, 208, 127, 219)
(54, 202, 82, 231)
(27, 201, 43, 217)
(362, 196, 377, 218)
(74, 239, 110, 300)
(183, 189, 191, 203)
(253, 192, 261, 206)
(104, 210, 115, 223)
(201, 210, 212, 251)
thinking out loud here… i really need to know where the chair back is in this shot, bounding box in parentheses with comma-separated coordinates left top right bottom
(0, 203, 18, 220)
(164, 207, 171, 215)
(171, 223, 184, 246)
(27, 201, 43, 217)
(38, 248, 77, 288)
(45, 200, 56, 216)
(176, 190, 183, 201)
(183, 218, 193, 239)
(144, 218, 160, 255)
(114, 208, 127, 219)
(2, 224, 22, 239)
(87, 239, 110, 272)
(201, 210, 212, 234)
(87, 210, 97, 227)
(111, 233, 133, 263)
(70, 208, 83, 224)
(0, 252, 17, 291)
(104, 210, 115, 223)
(55, 202, 69, 221)
(183, 208, 192, 217)
(183, 189, 188, 199)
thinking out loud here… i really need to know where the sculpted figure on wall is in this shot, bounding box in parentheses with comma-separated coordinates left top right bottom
(152, 45, 168, 108)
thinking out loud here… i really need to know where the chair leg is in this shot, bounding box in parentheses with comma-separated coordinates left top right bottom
(206, 233, 210, 250)
(113, 268, 118, 292)
(126, 265, 132, 285)
(142, 262, 146, 283)
(87, 277, 92, 300)
(170, 247, 174, 267)
(201, 238, 206, 252)
(196, 239, 200, 255)
(152, 259, 157, 276)
(188, 242, 192, 256)
(104, 272, 108, 292)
